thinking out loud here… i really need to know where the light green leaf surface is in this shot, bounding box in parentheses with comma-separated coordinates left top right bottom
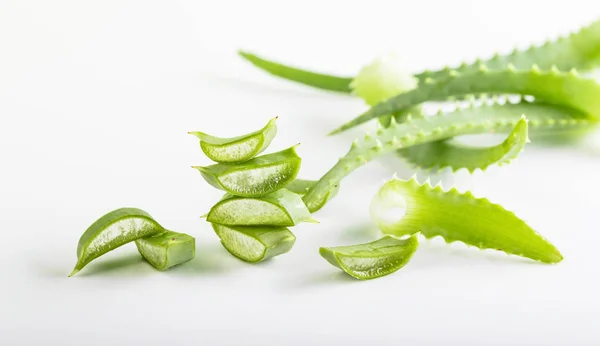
(399, 116, 529, 172)
(206, 189, 315, 226)
(212, 224, 296, 263)
(71, 208, 165, 276)
(285, 179, 340, 212)
(135, 231, 195, 271)
(193, 145, 301, 197)
(331, 67, 600, 134)
(370, 177, 563, 263)
(320, 235, 418, 280)
(189, 117, 277, 163)
(239, 19, 600, 92)
(303, 100, 594, 212)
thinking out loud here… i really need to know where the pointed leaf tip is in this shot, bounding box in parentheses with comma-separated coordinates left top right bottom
(69, 268, 80, 277)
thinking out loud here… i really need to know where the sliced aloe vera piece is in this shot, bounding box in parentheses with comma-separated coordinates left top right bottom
(206, 189, 315, 226)
(193, 145, 301, 197)
(370, 177, 563, 263)
(319, 235, 418, 280)
(135, 231, 195, 271)
(212, 224, 296, 262)
(285, 179, 340, 212)
(189, 117, 278, 163)
(70, 208, 165, 276)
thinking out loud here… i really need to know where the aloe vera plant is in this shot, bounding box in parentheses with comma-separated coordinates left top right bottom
(370, 177, 562, 263)
(238, 19, 600, 93)
(330, 67, 600, 134)
(399, 107, 529, 173)
(301, 100, 594, 212)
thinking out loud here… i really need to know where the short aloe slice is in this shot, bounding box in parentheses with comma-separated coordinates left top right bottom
(189, 117, 278, 163)
(206, 189, 315, 226)
(319, 235, 418, 280)
(193, 145, 301, 197)
(212, 224, 296, 262)
(399, 116, 529, 172)
(70, 208, 165, 276)
(370, 177, 563, 263)
(135, 231, 195, 271)
(285, 179, 340, 212)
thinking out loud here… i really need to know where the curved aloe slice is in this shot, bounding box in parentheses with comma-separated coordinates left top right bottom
(212, 224, 296, 262)
(285, 179, 340, 212)
(189, 117, 277, 163)
(400, 116, 529, 172)
(70, 208, 165, 276)
(370, 177, 563, 263)
(319, 235, 418, 280)
(193, 145, 301, 197)
(206, 189, 315, 226)
(135, 231, 195, 271)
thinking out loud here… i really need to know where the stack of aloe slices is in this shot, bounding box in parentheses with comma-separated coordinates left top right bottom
(70, 19, 600, 280)
(190, 117, 320, 263)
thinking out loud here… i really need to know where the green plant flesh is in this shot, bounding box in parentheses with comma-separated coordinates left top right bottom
(189, 117, 278, 163)
(370, 177, 563, 263)
(285, 179, 340, 212)
(206, 189, 316, 226)
(193, 145, 301, 197)
(319, 235, 418, 280)
(135, 231, 196, 271)
(70, 208, 166, 276)
(331, 67, 600, 134)
(238, 19, 600, 91)
(212, 224, 296, 262)
(303, 101, 594, 211)
(399, 113, 529, 172)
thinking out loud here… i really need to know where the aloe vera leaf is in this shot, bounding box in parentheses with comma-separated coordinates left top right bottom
(397, 103, 596, 172)
(206, 189, 315, 226)
(238, 51, 353, 93)
(319, 235, 418, 280)
(330, 67, 600, 134)
(212, 224, 296, 263)
(285, 179, 340, 213)
(370, 177, 563, 263)
(302, 101, 595, 212)
(134, 231, 195, 271)
(238, 19, 600, 91)
(399, 115, 529, 173)
(70, 208, 166, 276)
(193, 145, 301, 197)
(189, 117, 278, 163)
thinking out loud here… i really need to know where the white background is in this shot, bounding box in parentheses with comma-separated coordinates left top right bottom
(2, 1, 600, 345)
